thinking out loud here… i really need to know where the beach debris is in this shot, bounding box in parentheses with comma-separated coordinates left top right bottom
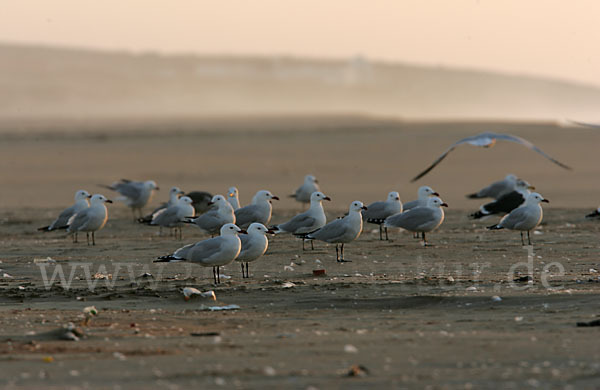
(346, 364, 369, 377)
(283, 265, 295, 272)
(466, 286, 477, 292)
(491, 295, 502, 302)
(113, 352, 127, 361)
(199, 304, 240, 311)
(182, 288, 216, 302)
(446, 276, 455, 283)
(136, 272, 154, 279)
(43, 356, 54, 363)
(313, 269, 326, 277)
(57, 322, 85, 341)
(93, 272, 111, 280)
(190, 331, 221, 337)
(514, 275, 533, 282)
(576, 319, 600, 327)
(344, 344, 358, 353)
(263, 366, 277, 376)
(281, 282, 296, 288)
(82, 306, 98, 326)
(2, 273, 13, 279)
(515, 316, 524, 322)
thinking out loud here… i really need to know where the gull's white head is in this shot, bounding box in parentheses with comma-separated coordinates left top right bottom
(170, 186, 184, 196)
(178, 196, 193, 205)
(526, 192, 549, 205)
(418, 186, 439, 199)
(75, 190, 91, 201)
(228, 187, 239, 198)
(505, 174, 518, 182)
(209, 194, 227, 206)
(144, 180, 159, 190)
(310, 191, 331, 202)
(427, 196, 449, 208)
(515, 179, 535, 191)
(349, 201, 368, 213)
(91, 194, 113, 204)
(255, 190, 280, 202)
(305, 174, 318, 184)
(387, 191, 401, 202)
(247, 222, 275, 235)
(220, 223, 245, 236)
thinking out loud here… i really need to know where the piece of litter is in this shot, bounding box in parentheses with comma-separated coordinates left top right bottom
(466, 286, 477, 292)
(182, 288, 216, 301)
(200, 304, 241, 311)
(93, 273, 111, 280)
(82, 306, 98, 325)
(137, 272, 154, 279)
(313, 269, 326, 276)
(515, 316, 524, 322)
(263, 366, 277, 376)
(2, 273, 13, 279)
(344, 344, 358, 353)
(346, 364, 369, 377)
(220, 274, 231, 279)
(113, 352, 127, 361)
(34, 257, 56, 264)
(281, 282, 296, 288)
(283, 265, 294, 271)
(190, 332, 221, 337)
(491, 296, 502, 302)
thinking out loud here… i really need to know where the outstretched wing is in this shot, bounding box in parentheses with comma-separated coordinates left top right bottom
(411, 135, 483, 182)
(492, 133, 572, 170)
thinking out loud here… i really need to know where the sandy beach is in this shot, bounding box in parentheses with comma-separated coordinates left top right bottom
(1, 117, 600, 389)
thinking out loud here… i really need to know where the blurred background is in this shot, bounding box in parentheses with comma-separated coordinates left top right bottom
(1, 0, 600, 126)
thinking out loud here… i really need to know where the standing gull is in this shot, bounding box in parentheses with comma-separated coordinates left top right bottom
(487, 192, 549, 246)
(186, 195, 235, 236)
(466, 174, 518, 200)
(290, 175, 320, 206)
(155, 223, 245, 284)
(271, 191, 331, 250)
(141, 196, 195, 240)
(363, 191, 403, 241)
(585, 207, 600, 219)
(384, 196, 448, 246)
(235, 190, 279, 228)
(306, 201, 367, 263)
(100, 179, 159, 219)
(65, 194, 112, 246)
(139, 186, 184, 224)
(411, 132, 572, 182)
(236, 223, 275, 278)
(38, 190, 91, 242)
(227, 187, 241, 210)
(403, 186, 439, 211)
(470, 179, 534, 219)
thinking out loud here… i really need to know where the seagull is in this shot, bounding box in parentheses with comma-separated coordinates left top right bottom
(411, 132, 572, 182)
(155, 223, 246, 284)
(236, 223, 274, 278)
(227, 187, 241, 210)
(466, 174, 518, 200)
(38, 190, 91, 242)
(65, 194, 112, 245)
(141, 196, 195, 240)
(567, 120, 600, 129)
(235, 190, 279, 228)
(290, 175, 320, 206)
(186, 195, 235, 236)
(271, 191, 331, 250)
(185, 191, 214, 214)
(362, 191, 403, 241)
(487, 192, 549, 246)
(470, 179, 534, 219)
(403, 186, 439, 211)
(384, 196, 448, 246)
(585, 207, 600, 219)
(139, 186, 185, 224)
(306, 201, 367, 263)
(100, 179, 159, 219)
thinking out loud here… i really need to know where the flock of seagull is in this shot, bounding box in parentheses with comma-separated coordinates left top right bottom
(37, 131, 592, 284)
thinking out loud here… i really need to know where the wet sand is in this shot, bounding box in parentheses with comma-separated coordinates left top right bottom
(1, 118, 600, 389)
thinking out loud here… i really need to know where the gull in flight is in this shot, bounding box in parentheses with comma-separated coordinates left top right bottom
(411, 132, 572, 182)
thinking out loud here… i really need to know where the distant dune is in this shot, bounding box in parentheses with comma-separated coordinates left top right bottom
(2, 43, 600, 124)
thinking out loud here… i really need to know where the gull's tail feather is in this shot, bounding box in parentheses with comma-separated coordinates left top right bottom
(487, 224, 503, 230)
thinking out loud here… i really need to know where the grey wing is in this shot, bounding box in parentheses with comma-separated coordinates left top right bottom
(67, 209, 91, 232)
(49, 205, 77, 229)
(235, 205, 260, 227)
(492, 133, 572, 170)
(499, 207, 531, 229)
(280, 213, 316, 233)
(173, 242, 196, 259)
(114, 182, 143, 199)
(403, 199, 420, 210)
(152, 206, 179, 226)
(188, 237, 224, 263)
(194, 210, 223, 232)
(385, 207, 434, 230)
(309, 219, 347, 242)
(411, 135, 481, 182)
(363, 201, 388, 220)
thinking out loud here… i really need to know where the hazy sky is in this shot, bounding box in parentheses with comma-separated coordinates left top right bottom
(2, 0, 600, 86)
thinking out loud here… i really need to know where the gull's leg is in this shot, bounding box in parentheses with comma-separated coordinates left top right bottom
(92, 231, 96, 246)
(527, 231, 532, 246)
(245, 263, 249, 278)
(379, 225, 383, 241)
(86, 232, 90, 246)
(335, 244, 339, 262)
(213, 267, 217, 284)
(302, 239, 306, 251)
(311, 240, 314, 250)
(521, 232, 525, 246)
(241, 262, 245, 278)
(385, 227, 389, 241)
